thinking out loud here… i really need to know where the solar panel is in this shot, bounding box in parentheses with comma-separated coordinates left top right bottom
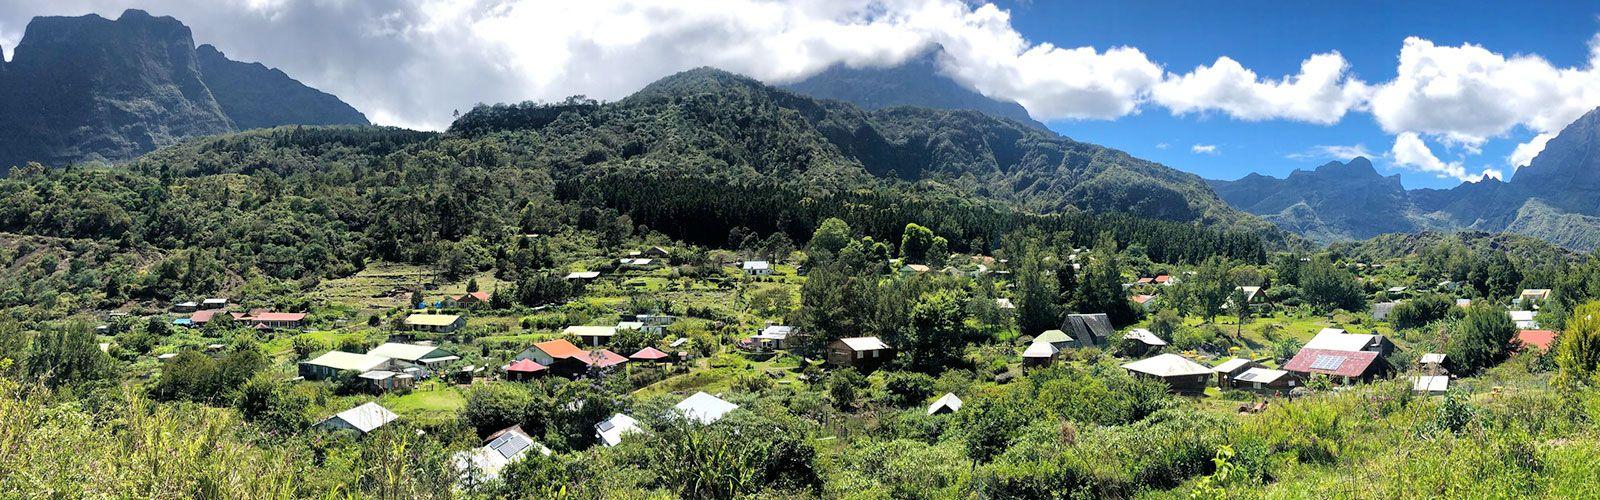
(1310, 355, 1346, 371)
(1236, 372, 1259, 382)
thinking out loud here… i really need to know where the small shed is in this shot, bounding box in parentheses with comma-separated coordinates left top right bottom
(1412, 375, 1449, 396)
(629, 347, 671, 363)
(676, 392, 739, 424)
(1211, 357, 1257, 388)
(318, 402, 398, 435)
(595, 413, 643, 447)
(1021, 340, 1059, 367)
(1121, 328, 1168, 356)
(827, 337, 893, 370)
(503, 359, 547, 381)
(1418, 353, 1447, 375)
(1233, 367, 1300, 394)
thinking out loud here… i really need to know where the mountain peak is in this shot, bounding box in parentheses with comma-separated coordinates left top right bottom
(781, 45, 1049, 132)
(1311, 156, 1378, 178)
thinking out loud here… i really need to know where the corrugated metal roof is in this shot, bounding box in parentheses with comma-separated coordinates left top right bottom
(1121, 354, 1213, 377)
(838, 337, 889, 351)
(676, 392, 738, 424)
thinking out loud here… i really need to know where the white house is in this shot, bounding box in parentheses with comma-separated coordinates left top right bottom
(675, 392, 738, 424)
(596, 413, 643, 447)
(318, 402, 398, 434)
(741, 261, 773, 276)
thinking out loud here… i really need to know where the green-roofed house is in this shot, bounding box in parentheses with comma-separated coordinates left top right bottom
(404, 313, 465, 333)
(1034, 329, 1075, 350)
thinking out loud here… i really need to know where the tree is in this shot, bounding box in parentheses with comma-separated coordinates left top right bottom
(1447, 304, 1517, 374)
(1069, 236, 1135, 326)
(900, 288, 970, 371)
(900, 223, 936, 264)
(807, 218, 853, 257)
(1014, 248, 1060, 334)
(1298, 256, 1364, 312)
(957, 396, 1031, 465)
(25, 322, 111, 388)
(1230, 288, 1252, 339)
(1184, 256, 1236, 322)
(1556, 301, 1600, 389)
(466, 278, 480, 293)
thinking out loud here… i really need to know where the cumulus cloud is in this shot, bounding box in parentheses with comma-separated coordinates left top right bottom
(1390, 132, 1500, 181)
(1370, 36, 1600, 161)
(1508, 133, 1556, 169)
(1191, 144, 1218, 155)
(1153, 52, 1371, 124)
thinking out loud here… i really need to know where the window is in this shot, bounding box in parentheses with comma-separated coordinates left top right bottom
(856, 351, 863, 359)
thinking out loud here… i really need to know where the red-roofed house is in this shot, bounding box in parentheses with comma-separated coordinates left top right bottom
(590, 349, 628, 368)
(503, 359, 547, 381)
(1283, 348, 1390, 384)
(1515, 330, 1557, 353)
(189, 309, 221, 326)
(446, 291, 492, 308)
(1153, 274, 1174, 285)
(513, 339, 627, 377)
(241, 311, 306, 330)
(629, 347, 670, 362)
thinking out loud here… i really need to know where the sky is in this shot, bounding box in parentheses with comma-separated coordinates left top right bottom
(3, 1, 1600, 189)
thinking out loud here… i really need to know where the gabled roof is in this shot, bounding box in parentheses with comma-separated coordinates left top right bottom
(1419, 353, 1446, 365)
(1283, 348, 1381, 378)
(1121, 354, 1213, 378)
(927, 393, 963, 415)
(565, 271, 601, 279)
(1063, 313, 1114, 345)
(304, 351, 391, 372)
(595, 413, 642, 447)
(741, 260, 771, 270)
(676, 392, 738, 424)
(323, 402, 398, 433)
(1510, 310, 1537, 321)
(1022, 340, 1059, 358)
(836, 336, 889, 351)
(1123, 328, 1167, 346)
(760, 325, 794, 337)
(368, 343, 454, 362)
(629, 347, 669, 360)
(1516, 330, 1557, 352)
(1212, 357, 1252, 374)
(453, 291, 491, 303)
(1413, 375, 1449, 393)
(589, 349, 628, 368)
(1235, 367, 1289, 384)
(532, 338, 588, 359)
(251, 312, 306, 322)
(504, 359, 546, 373)
(1131, 294, 1156, 305)
(404, 314, 462, 327)
(453, 425, 548, 480)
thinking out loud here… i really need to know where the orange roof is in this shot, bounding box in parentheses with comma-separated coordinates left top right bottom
(1137, 277, 1154, 284)
(190, 310, 220, 323)
(1131, 294, 1156, 304)
(1154, 275, 1172, 283)
(533, 339, 588, 360)
(252, 312, 306, 322)
(1516, 330, 1557, 352)
(455, 291, 491, 303)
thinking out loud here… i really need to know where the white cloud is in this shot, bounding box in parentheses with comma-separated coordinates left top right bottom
(1191, 144, 1218, 155)
(1370, 36, 1600, 152)
(1508, 133, 1555, 169)
(1155, 142, 1169, 149)
(1152, 52, 1371, 124)
(1286, 144, 1375, 162)
(1389, 132, 1499, 181)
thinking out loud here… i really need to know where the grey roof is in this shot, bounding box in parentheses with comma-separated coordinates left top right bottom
(1022, 340, 1058, 358)
(1304, 329, 1379, 352)
(1062, 313, 1114, 346)
(565, 271, 601, 279)
(1212, 357, 1252, 374)
(1235, 367, 1289, 383)
(1413, 375, 1449, 393)
(368, 343, 454, 362)
(1419, 353, 1446, 365)
(304, 351, 391, 372)
(1123, 328, 1167, 346)
(676, 392, 739, 424)
(322, 402, 398, 433)
(1372, 302, 1397, 321)
(595, 413, 643, 447)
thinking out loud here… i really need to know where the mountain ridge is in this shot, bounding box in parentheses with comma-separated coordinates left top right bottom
(782, 46, 1051, 132)
(0, 9, 368, 169)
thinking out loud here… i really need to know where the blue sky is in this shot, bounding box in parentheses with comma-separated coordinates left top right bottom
(6, 1, 1598, 190)
(1002, 0, 1600, 188)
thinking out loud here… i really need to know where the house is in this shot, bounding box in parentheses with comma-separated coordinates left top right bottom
(827, 337, 893, 370)
(1137, 277, 1155, 285)
(1518, 289, 1552, 306)
(1372, 302, 1397, 321)
(642, 246, 671, 258)
(232, 311, 307, 330)
(444, 291, 491, 308)
(1034, 329, 1075, 350)
(1212, 358, 1257, 388)
(172, 301, 199, 313)
(1515, 329, 1557, 353)
(1418, 353, 1448, 375)
(1021, 341, 1059, 367)
(1233, 367, 1301, 395)
(1153, 274, 1176, 286)
(741, 260, 772, 276)
(1283, 348, 1389, 384)
(358, 370, 416, 391)
(368, 343, 460, 371)
(1412, 375, 1449, 396)
(633, 314, 677, 332)
(1062, 313, 1115, 347)
(565, 325, 619, 346)
(1131, 294, 1157, 310)
(1227, 286, 1264, 308)
(453, 425, 550, 483)
(1121, 354, 1214, 395)
(596, 413, 643, 447)
(503, 359, 547, 381)
(676, 392, 738, 424)
(1121, 328, 1168, 356)
(751, 325, 797, 350)
(189, 309, 223, 327)
(405, 314, 465, 333)
(629, 347, 671, 363)
(1510, 310, 1539, 330)
(318, 402, 398, 434)
(200, 298, 228, 310)
(565, 271, 602, 282)
(618, 257, 655, 268)
(899, 264, 931, 274)
(513, 339, 625, 376)
(1303, 328, 1393, 356)
(995, 298, 1016, 310)
(299, 351, 397, 380)
(927, 393, 963, 416)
